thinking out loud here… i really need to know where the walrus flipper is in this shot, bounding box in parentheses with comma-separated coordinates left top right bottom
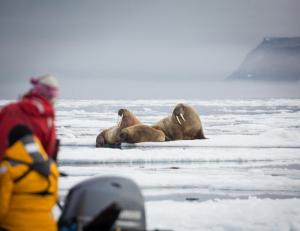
(164, 135, 172, 142)
(196, 128, 207, 139)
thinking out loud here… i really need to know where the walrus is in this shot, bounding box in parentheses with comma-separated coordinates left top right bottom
(96, 109, 141, 147)
(152, 103, 206, 140)
(120, 124, 166, 143)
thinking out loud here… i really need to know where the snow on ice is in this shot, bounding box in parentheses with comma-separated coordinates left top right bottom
(1, 98, 300, 230)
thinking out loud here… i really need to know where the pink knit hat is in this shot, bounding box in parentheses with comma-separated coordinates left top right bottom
(30, 74, 59, 99)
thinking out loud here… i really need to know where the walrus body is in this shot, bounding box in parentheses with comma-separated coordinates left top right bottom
(152, 103, 206, 140)
(120, 124, 166, 143)
(96, 109, 141, 147)
(96, 104, 205, 147)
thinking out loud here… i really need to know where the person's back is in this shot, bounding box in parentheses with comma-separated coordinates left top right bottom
(0, 125, 59, 231)
(0, 74, 59, 160)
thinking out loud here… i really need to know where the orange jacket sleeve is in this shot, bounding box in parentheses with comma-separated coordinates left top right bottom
(0, 163, 13, 223)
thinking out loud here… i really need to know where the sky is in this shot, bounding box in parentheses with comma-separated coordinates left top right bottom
(0, 0, 300, 99)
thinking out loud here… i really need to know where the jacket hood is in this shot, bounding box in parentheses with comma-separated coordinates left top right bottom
(19, 92, 55, 117)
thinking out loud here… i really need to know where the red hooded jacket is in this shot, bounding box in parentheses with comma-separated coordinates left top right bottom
(0, 92, 57, 160)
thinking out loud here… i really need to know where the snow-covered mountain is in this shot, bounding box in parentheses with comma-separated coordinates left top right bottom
(227, 37, 300, 81)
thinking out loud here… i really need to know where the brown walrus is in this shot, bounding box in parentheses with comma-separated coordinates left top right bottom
(120, 124, 166, 143)
(152, 103, 206, 140)
(96, 109, 141, 147)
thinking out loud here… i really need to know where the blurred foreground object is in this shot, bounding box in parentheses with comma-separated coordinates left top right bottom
(58, 176, 146, 231)
(0, 125, 59, 231)
(0, 74, 59, 160)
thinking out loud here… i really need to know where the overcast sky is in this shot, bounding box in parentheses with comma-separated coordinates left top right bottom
(0, 0, 300, 98)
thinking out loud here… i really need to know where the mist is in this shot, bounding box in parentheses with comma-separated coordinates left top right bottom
(1, 77, 299, 100)
(60, 79, 300, 99)
(0, 0, 300, 99)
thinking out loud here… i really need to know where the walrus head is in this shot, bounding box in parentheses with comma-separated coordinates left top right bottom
(172, 103, 187, 126)
(118, 108, 127, 117)
(172, 103, 206, 139)
(96, 127, 122, 147)
(117, 108, 141, 129)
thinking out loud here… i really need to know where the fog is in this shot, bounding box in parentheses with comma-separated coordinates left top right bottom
(0, 0, 300, 99)
(1, 77, 300, 100)
(58, 79, 300, 99)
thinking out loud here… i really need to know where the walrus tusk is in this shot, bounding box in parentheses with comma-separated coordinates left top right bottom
(180, 113, 186, 122)
(117, 114, 123, 127)
(176, 115, 182, 125)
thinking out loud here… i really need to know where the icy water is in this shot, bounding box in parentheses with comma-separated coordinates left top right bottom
(2, 99, 300, 230)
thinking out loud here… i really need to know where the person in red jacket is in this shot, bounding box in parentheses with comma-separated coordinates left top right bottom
(0, 74, 59, 161)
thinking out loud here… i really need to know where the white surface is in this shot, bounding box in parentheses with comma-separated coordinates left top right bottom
(2, 99, 300, 230)
(146, 199, 300, 231)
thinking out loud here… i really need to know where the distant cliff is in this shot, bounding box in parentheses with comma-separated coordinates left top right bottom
(227, 37, 300, 81)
